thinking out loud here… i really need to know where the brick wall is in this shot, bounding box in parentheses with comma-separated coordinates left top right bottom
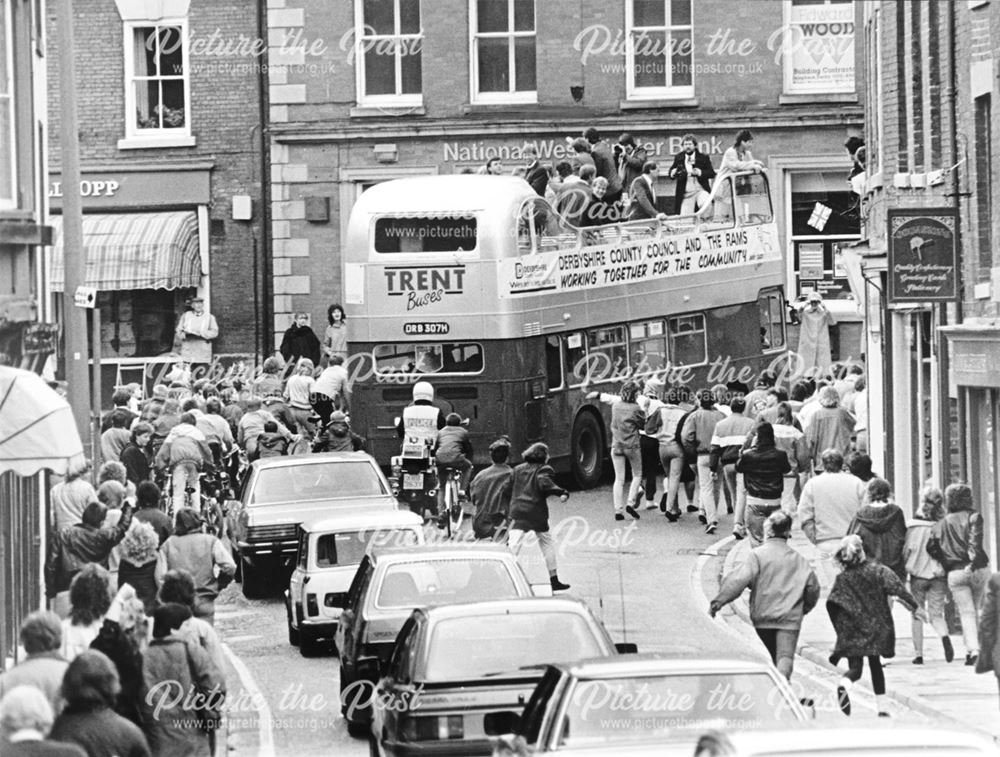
(45, 0, 266, 355)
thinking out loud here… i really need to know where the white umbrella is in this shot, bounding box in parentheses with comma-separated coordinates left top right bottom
(0, 366, 86, 477)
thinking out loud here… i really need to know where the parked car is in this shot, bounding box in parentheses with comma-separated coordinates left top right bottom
(370, 597, 636, 757)
(692, 726, 1000, 757)
(492, 654, 809, 756)
(334, 544, 544, 736)
(227, 452, 397, 597)
(285, 508, 425, 656)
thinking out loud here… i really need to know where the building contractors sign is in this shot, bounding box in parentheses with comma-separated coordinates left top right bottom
(887, 208, 958, 304)
(498, 225, 780, 298)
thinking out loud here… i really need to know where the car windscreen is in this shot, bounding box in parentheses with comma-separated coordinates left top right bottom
(315, 528, 420, 567)
(375, 559, 520, 610)
(250, 461, 387, 505)
(557, 672, 798, 747)
(422, 612, 604, 682)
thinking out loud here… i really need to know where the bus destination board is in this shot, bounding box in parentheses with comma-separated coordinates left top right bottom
(404, 322, 450, 336)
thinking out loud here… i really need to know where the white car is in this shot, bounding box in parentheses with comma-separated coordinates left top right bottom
(284, 508, 424, 656)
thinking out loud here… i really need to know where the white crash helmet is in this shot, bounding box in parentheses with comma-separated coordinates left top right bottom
(412, 381, 434, 402)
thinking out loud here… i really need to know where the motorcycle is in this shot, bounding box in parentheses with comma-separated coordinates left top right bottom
(390, 433, 440, 520)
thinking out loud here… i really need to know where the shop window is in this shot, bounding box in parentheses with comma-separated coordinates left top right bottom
(0, 0, 14, 210)
(790, 172, 860, 301)
(95, 289, 185, 359)
(356, 0, 423, 106)
(470, 0, 536, 104)
(545, 335, 563, 391)
(629, 319, 667, 375)
(625, 0, 693, 101)
(668, 313, 706, 366)
(123, 23, 189, 139)
(782, 0, 856, 96)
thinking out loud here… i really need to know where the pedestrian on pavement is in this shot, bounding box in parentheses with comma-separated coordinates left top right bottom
(507, 442, 571, 592)
(655, 386, 691, 521)
(50, 650, 151, 757)
(132, 482, 172, 547)
(846, 451, 877, 483)
(0, 686, 86, 757)
(975, 570, 1000, 707)
(100, 413, 131, 465)
(771, 402, 808, 511)
(279, 312, 322, 367)
(88, 584, 148, 728)
(157, 570, 225, 675)
(733, 423, 790, 546)
(59, 565, 113, 662)
(803, 386, 855, 473)
(797, 449, 865, 586)
(470, 437, 514, 540)
(140, 603, 224, 757)
(45, 501, 133, 618)
(827, 534, 925, 717)
(682, 389, 726, 533)
(903, 485, 953, 665)
(928, 483, 990, 666)
(116, 521, 161, 613)
(155, 509, 236, 625)
(847, 477, 908, 581)
(795, 291, 837, 375)
(709, 397, 755, 521)
(710, 511, 820, 680)
(322, 303, 349, 362)
(251, 356, 284, 399)
(0, 612, 69, 717)
(50, 462, 98, 531)
(609, 380, 645, 521)
(120, 423, 154, 490)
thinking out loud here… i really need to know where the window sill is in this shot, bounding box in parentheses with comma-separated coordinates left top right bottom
(779, 93, 859, 105)
(350, 105, 426, 118)
(619, 97, 699, 110)
(117, 135, 196, 150)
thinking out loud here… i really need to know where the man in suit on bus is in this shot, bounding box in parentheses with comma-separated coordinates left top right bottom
(668, 133, 716, 215)
(628, 162, 667, 222)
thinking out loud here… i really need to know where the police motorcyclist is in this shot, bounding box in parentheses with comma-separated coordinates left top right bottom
(396, 381, 446, 445)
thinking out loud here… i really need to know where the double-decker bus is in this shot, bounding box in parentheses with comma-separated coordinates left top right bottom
(341, 172, 786, 488)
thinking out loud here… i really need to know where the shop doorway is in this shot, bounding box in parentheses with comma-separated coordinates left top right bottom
(967, 388, 999, 564)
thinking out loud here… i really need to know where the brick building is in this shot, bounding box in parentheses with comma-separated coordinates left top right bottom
(45, 0, 268, 399)
(846, 0, 999, 560)
(264, 0, 864, 349)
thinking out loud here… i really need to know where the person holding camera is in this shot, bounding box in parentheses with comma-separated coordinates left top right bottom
(668, 133, 716, 215)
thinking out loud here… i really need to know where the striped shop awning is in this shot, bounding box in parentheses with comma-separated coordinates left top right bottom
(48, 211, 202, 291)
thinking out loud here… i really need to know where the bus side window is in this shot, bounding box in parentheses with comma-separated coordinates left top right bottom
(757, 291, 786, 350)
(545, 336, 564, 391)
(565, 332, 587, 386)
(668, 314, 707, 366)
(587, 326, 627, 382)
(629, 320, 667, 377)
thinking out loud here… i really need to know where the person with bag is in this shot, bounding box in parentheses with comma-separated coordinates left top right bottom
(927, 483, 990, 666)
(710, 511, 819, 681)
(903, 485, 953, 664)
(975, 570, 1000, 708)
(140, 603, 225, 757)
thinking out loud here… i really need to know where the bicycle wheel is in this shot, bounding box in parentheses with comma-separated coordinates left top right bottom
(443, 478, 454, 539)
(447, 477, 462, 538)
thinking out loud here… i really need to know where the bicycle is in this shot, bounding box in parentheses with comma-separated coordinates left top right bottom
(440, 466, 465, 539)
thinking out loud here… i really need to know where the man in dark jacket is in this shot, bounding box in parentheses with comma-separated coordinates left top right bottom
(523, 146, 549, 197)
(628, 162, 665, 221)
(471, 437, 514, 539)
(100, 389, 138, 433)
(616, 133, 647, 196)
(668, 133, 716, 215)
(45, 501, 134, 614)
(735, 422, 790, 545)
(279, 312, 322, 367)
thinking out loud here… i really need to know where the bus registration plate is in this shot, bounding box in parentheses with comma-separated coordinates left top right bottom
(403, 473, 424, 490)
(404, 322, 450, 336)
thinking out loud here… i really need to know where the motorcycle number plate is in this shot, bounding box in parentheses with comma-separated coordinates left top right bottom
(403, 473, 424, 490)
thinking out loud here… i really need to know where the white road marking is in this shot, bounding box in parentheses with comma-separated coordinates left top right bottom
(223, 642, 276, 757)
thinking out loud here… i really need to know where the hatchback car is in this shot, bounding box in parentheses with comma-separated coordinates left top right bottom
(334, 544, 542, 736)
(226, 452, 397, 596)
(285, 508, 425, 656)
(371, 597, 635, 757)
(493, 654, 809, 756)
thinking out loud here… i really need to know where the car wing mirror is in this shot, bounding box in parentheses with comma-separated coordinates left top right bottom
(615, 642, 638, 654)
(356, 655, 381, 682)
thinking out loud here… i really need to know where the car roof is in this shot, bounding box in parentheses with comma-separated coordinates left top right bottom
(552, 652, 778, 678)
(300, 509, 423, 532)
(250, 452, 376, 471)
(713, 725, 999, 754)
(415, 596, 592, 622)
(369, 543, 512, 562)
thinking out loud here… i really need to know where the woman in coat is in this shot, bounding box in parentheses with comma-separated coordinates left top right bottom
(847, 478, 907, 581)
(902, 486, 952, 664)
(975, 571, 1000, 708)
(827, 535, 926, 718)
(117, 522, 160, 613)
(140, 604, 225, 757)
(508, 442, 570, 592)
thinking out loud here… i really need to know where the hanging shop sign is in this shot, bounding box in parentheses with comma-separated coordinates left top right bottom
(887, 207, 958, 304)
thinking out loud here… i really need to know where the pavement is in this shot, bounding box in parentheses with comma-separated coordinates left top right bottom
(709, 525, 1000, 740)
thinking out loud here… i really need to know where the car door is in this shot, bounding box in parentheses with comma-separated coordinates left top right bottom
(227, 467, 254, 555)
(375, 615, 420, 747)
(337, 556, 373, 673)
(287, 528, 308, 627)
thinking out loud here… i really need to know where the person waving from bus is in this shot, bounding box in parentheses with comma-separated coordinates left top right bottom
(395, 381, 446, 446)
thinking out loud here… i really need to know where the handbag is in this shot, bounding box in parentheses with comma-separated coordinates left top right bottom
(185, 642, 223, 733)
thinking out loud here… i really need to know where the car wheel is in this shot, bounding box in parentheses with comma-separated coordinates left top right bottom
(299, 628, 323, 657)
(240, 556, 266, 599)
(286, 601, 300, 647)
(571, 411, 604, 488)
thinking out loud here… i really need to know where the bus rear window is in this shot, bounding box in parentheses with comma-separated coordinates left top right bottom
(374, 343, 484, 375)
(374, 216, 478, 253)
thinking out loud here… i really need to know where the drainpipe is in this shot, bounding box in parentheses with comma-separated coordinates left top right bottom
(256, 0, 273, 361)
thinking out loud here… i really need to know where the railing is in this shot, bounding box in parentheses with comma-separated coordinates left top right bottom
(1, 471, 45, 669)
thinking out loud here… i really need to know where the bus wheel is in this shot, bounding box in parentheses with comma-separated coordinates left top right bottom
(571, 412, 603, 489)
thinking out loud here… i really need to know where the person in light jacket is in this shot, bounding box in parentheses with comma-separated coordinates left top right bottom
(711, 511, 819, 681)
(608, 381, 645, 521)
(175, 297, 218, 368)
(903, 485, 952, 665)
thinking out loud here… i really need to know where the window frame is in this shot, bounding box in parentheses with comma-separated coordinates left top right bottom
(354, 0, 424, 107)
(0, 0, 15, 210)
(756, 289, 787, 353)
(469, 0, 537, 105)
(624, 0, 695, 101)
(121, 18, 193, 148)
(667, 312, 708, 367)
(372, 341, 486, 377)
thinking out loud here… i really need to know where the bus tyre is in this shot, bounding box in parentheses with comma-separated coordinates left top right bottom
(571, 412, 604, 489)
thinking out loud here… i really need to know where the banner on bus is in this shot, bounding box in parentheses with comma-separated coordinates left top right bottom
(498, 225, 780, 298)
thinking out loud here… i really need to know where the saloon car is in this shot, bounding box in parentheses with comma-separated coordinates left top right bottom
(285, 508, 425, 656)
(227, 452, 398, 597)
